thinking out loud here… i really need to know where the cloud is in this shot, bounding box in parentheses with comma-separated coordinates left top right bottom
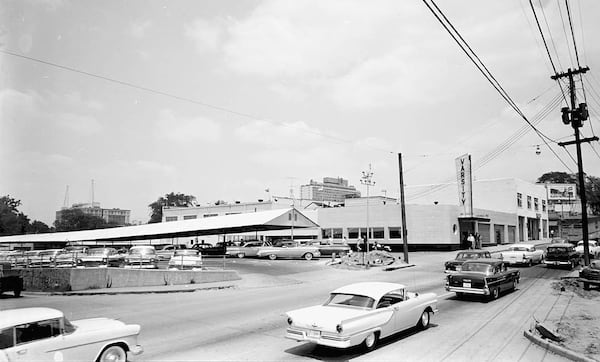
(56, 113, 102, 135)
(185, 19, 223, 52)
(234, 119, 324, 148)
(130, 20, 152, 38)
(154, 109, 221, 143)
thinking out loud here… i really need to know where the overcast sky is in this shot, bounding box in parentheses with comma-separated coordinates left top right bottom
(1, 0, 600, 226)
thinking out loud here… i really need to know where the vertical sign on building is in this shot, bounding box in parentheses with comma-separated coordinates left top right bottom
(455, 154, 473, 216)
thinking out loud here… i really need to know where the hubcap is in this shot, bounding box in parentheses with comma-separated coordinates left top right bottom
(365, 333, 375, 347)
(421, 312, 429, 326)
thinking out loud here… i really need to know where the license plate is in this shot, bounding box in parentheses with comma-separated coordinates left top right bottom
(463, 282, 471, 288)
(307, 330, 321, 338)
(554, 261, 559, 265)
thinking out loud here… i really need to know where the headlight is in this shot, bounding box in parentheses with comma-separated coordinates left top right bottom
(102, 258, 107, 263)
(336, 324, 343, 333)
(150, 258, 156, 262)
(287, 317, 293, 325)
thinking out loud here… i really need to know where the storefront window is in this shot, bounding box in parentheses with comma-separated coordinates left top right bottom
(332, 228, 343, 239)
(372, 227, 384, 239)
(348, 228, 359, 239)
(389, 227, 402, 239)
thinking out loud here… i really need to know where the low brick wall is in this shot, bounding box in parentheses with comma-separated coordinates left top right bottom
(20, 268, 240, 292)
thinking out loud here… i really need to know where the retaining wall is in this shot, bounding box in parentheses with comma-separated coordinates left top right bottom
(20, 268, 240, 292)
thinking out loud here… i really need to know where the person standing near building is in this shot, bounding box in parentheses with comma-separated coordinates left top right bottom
(467, 233, 475, 250)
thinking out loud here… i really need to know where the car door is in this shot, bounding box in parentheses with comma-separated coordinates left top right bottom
(6, 319, 65, 361)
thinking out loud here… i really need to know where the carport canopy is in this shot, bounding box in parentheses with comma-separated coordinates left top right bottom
(0, 208, 319, 244)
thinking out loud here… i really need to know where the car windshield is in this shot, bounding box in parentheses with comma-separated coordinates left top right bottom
(548, 247, 568, 253)
(508, 247, 529, 252)
(88, 249, 111, 256)
(130, 248, 155, 255)
(461, 263, 493, 273)
(457, 252, 484, 259)
(325, 293, 375, 309)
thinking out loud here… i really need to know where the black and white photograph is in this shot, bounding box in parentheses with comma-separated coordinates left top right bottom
(1, 1, 600, 361)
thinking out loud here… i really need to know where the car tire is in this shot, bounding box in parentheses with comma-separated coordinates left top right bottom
(511, 279, 518, 291)
(237, 253, 245, 259)
(490, 287, 500, 300)
(417, 310, 431, 330)
(98, 345, 127, 362)
(304, 253, 313, 261)
(362, 332, 378, 351)
(14, 289, 21, 298)
(268, 254, 277, 260)
(456, 292, 464, 299)
(527, 259, 533, 267)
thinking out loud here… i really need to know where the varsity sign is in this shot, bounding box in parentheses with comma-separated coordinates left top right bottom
(455, 154, 473, 216)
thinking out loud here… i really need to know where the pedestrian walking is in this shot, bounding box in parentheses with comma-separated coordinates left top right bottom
(467, 233, 475, 250)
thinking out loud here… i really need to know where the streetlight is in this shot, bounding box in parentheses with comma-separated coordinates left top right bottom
(360, 164, 375, 259)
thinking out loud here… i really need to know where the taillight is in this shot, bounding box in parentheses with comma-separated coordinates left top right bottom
(287, 317, 293, 325)
(336, 324, 343, 333)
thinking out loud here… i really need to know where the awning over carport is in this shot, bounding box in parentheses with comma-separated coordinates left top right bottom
(0, 208, 319, 244)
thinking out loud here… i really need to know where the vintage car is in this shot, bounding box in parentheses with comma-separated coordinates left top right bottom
(0, 307, 143, 362)
(285, 282, 437, 351)
(257, 240, 321, 260)
(444, 250, 492, 273)
(575, 240, 600, 259)
(27, 249, 64, 268)
(124, 246, 158, 269)
(500, 243, 545, 266)
(0, 262, 23, 297)
(316, 241, 352, 256)
(156, 244, 188, 261)
(191, 242, 226, 257)
(579, 260, 600, 290)
(8, 250, 44, 268)
(445, 259, 520, 300)
(77, 248, 124, 268)
(225, 240, 272, 258)
(168, 249, 203, 270)
(543, 243, 580, 269)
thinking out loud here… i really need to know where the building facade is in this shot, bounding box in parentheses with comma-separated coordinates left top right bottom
(300, 177, 361, 203)
(56, 203, 131, 226)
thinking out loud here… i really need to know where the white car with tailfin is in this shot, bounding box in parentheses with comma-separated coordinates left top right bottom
(285, 282, 437, 351)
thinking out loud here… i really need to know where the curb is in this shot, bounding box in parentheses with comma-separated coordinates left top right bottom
(523, 329, 597, 362)
(23, 284, 236, 296)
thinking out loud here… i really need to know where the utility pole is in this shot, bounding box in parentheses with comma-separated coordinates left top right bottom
(360, 165, 375, 259)
(553, 66, 598, 266)
(398, 154, 409, 263)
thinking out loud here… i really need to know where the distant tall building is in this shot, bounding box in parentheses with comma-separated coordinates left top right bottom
(300, 177, 361, 203)
(56, 203, 131, 226)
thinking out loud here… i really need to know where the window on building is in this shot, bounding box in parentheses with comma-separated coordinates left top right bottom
(322, 229, 332, 238)
(372, 227, 384, 239)
(333, 228, 343, 239)
(165, 216, 178, 222)
(203, 213, 218, 218)
(542, 200, 546, 212)
(183, 215, 197, 220)
(389, 227, 402, 239)
(517, 193, 522, 207)
(527, 195, 532, 209)
(534, 197, 539, 211)
(347, 228, 359, 239)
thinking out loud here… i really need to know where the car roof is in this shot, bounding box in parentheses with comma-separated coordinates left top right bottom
(130, 245, 155, 250)
(548, 243, 573, 247)
(331, 282, 406, 301)
(458, 250, 489, 254)
(462, 258, 504, 266)
(0, 308, 64, 330)
(507, 244, 534, 248)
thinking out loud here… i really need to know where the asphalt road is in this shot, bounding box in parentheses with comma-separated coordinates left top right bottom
(3, 250, 575, 361)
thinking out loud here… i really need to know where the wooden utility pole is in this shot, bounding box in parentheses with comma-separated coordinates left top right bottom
(398, 153, 409, 263)
(553, 67, 598, 266)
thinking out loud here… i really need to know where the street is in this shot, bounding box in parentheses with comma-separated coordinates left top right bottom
(1, 251, 574, 361)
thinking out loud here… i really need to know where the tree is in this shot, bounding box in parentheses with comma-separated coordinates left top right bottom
(148, 192, 197, 223)
(585, 175, 600, 215)
(0, 195, 30, 235)
(27, 220, 52, 234)
(537, 172, 577, 184)
(54, 209, 108, 231)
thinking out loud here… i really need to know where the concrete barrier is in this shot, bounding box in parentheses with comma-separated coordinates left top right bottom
(20, 268, 240, 292)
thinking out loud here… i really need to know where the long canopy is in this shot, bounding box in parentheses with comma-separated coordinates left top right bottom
(0, 208, 319, 244)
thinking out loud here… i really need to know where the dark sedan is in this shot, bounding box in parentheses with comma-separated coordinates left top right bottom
(444, 250, 492, 273)
(446, 259, 520, 300)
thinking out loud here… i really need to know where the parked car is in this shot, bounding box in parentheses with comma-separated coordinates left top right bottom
(285, 282, 437, 351)
(445, 259, 520, 300)
(315, 241, 352, 256)
(500, 243, 545, 266)
(574, 240, 600, 259)
(191, 242, 226, 257)
(543, 243, 580, 269)
(0, 307, 143, 362)
(27, 249, 64, 268)
(124, 246, 158, 269)
(77, 248, 124, 268)
(256, 240, 321, 260)
(0, 262, 23, 297)
(168, 249, 203, 270)
(156, 244, 188, 261)
(444, 250, 492, 273)
(579, 260, 600, 290)
(225, 240, 272, 258)
(9, 250, 43, 268)
(54, 250, 84, 268)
